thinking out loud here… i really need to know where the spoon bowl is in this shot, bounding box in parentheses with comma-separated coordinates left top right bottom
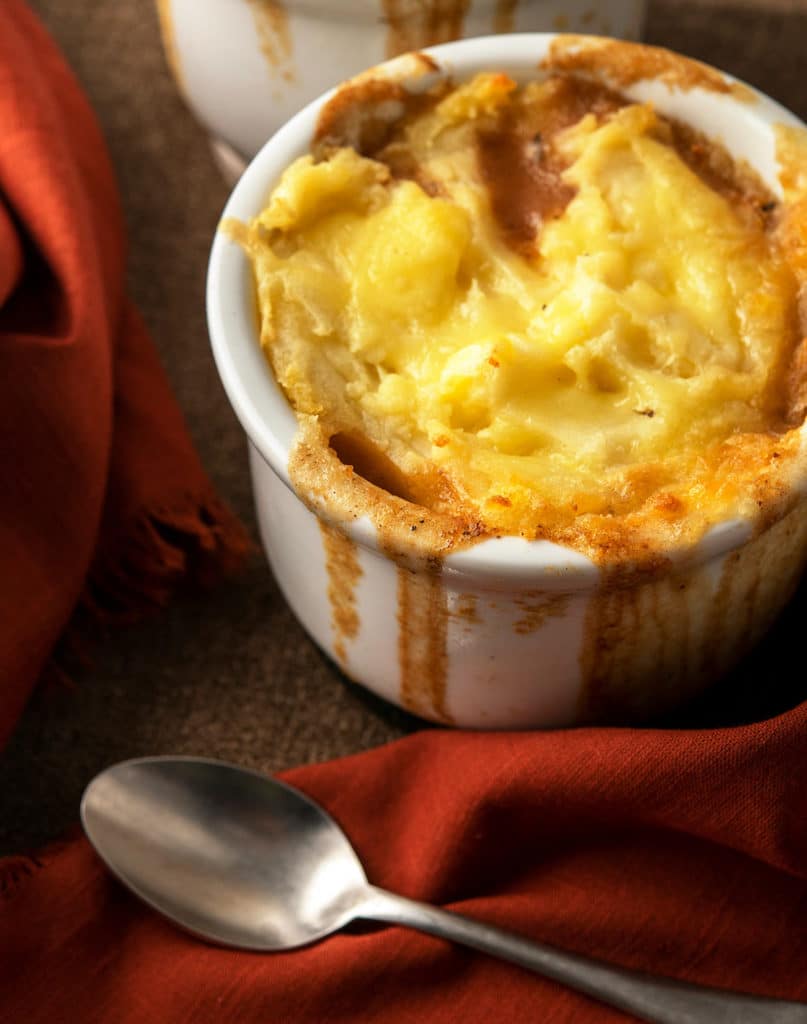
(81, 757, 807, 1024)
(81, 757, 367, 949)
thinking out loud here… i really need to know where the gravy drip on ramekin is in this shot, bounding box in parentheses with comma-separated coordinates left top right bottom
(382, 0, 470, 59)
(318, 521, 363, 666)
(397, 562, 451, 720)
(247, 0, 295, 85)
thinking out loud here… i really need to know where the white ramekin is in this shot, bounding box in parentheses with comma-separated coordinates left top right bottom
(207, 34, 807, 728)
(156, 0, 645, 166)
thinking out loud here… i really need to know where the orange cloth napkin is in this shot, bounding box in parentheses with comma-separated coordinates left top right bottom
(2, 5, 807, 1022)
(2, 714, 807, 1021)
(0, 0, 248, 747)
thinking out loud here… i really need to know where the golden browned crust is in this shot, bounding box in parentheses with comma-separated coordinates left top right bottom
(288, 418, 484, 564)
(543, 36, 755, 100)
(314, 54, 445, 155)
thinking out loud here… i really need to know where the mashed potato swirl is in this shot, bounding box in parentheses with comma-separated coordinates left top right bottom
(239, 70, 806, 558)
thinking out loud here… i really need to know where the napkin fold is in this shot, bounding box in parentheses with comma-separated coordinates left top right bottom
(2, 713, 807, 1021)
(0, 0, 249, 747)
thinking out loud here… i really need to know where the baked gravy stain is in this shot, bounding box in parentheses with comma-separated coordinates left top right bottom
(544, 36, 754, 100)
(288, 419, 482, 564)
(477, 71, 769, 259)
(493, 0, 519, 34)
(454, 592, 480, 623)
(319, 521, 363, 665)
(579, 566, 694, 722)
(664, 118, 776, 226)
(247, 0, 295, 84)
(382, 0, 470, 59)
(477, 76, 624, 257)
(514, 593, 570, 634)
(397, 562, 451, 720)
(314, 61, 445, 157)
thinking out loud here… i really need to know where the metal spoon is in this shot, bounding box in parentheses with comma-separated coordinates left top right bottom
(81, 757, 805, 1024)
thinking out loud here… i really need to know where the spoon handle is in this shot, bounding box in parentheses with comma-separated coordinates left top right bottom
(358, 886, 806, 1024)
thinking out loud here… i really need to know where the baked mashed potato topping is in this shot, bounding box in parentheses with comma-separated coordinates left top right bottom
(238, 69, 807, 559)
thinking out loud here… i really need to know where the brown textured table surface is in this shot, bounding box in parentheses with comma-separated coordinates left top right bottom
(2, 0, 807, 855)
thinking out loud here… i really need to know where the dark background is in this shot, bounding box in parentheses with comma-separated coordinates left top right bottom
(2, 0, 806, 854)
